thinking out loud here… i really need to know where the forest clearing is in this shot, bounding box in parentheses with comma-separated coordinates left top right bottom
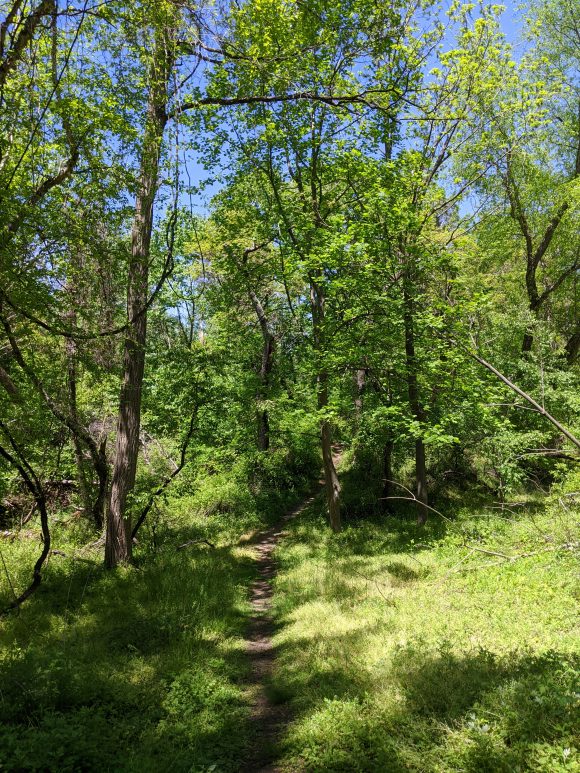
(0, 0, 578, 770)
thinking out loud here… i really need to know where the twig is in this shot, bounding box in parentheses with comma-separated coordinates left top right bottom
(432, 548, 477, 588)
(49, 549, 93, 563)
(380, 488, 454, 524)
(20, 502, 36, 527)
(0, 544, 17, 605)
(176, 538, 216, 550)
(132, 408, 198, 540)
(349, 567, 396, 605)
(0, 422, 51, 613)
(464, 545, 511, 559)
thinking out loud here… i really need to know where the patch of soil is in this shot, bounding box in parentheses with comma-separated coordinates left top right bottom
(241, 493, 319, 773)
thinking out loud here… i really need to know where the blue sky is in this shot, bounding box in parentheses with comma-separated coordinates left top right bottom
(179, 0, 528, 216)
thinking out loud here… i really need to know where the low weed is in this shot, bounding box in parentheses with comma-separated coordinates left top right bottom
(270, 493, 579, 772)
(0, 468, 308, 772)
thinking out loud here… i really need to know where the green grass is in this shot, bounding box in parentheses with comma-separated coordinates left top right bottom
(0, 476, 577, 772)
(0, 489, 300, 773)
(269, 495, 579, 772)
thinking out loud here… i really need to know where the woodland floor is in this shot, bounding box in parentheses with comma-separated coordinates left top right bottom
(242, 492, 321, 772)
(0, 474, 577, 772)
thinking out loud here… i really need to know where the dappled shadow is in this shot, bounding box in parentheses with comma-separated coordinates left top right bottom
(392, 645, 579, 771)
(286, 494, 449, 559)
(382, 561, 422, 582)
(0, 533, 258, 772)
(269, 617, 579, 772)
(270, 622, 383, 701)
(266, 497, 578, 771)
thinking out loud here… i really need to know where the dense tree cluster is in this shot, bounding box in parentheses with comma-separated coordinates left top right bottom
(0, 0, 578, 600)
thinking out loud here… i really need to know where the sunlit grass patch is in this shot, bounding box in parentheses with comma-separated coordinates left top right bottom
(271, 497, 579, 772)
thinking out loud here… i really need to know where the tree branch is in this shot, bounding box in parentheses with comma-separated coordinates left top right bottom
(469, 350, 580, 451)
(131, 408, 198, 540)
(0, 0, 55, 90)
(0, 421, 50, 612)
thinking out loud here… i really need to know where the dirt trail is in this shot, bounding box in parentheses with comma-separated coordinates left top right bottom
(241, 493, 319, 773)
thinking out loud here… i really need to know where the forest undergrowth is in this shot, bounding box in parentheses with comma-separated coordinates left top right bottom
(1, 0, 579, 770)
(267, 468, 580, 773)
(0, 470, 309, 772)
(0, 464, 577, 772)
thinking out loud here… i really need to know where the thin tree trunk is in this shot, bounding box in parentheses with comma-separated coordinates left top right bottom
(565, 326, 580, 365)
(522, 329, 534, 354)
(414, 438, 428, 524)
(381, 437, 394, 512)
(247, 285, 275, 452)
(402, 276, 428, 525)
(0, 364, 20, 401)
(106, 28, 172, 568)
(65, 333, 92, 520)
(469, 350, 580, 452)
(354, 367, 365, 422)
(311, 279, 341, 531)
(0, 422, 51, 611)
(257, 332, 274, 451)
(504, 154, 573, 355)
(1, 311, 109, 525)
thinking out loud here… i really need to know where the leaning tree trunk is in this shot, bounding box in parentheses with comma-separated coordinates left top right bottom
(402, 275, 428, 525)
(311, 279, 341, 532)
(105, 29, 172, 568)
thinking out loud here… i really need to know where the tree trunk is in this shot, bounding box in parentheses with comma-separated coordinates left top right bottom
(2, 311, 109, 526)
(321, 415, 341, 531)
(105, 28, 172, 568)
(402, 275, 428, 525)
(247, 286, 274, 452)
(414, 438, 428, 525)
(565, 326, 580, 365)
(381, 437, 394, 512)
(522, 328, 534, 354)
(311, 279, 341, 531)
(354, 367, 366, 422)
(258, 407, 270, 451)
(65, 333, 92, 520)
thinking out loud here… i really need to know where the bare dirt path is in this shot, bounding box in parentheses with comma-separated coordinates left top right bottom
(241, 492, 319, 773)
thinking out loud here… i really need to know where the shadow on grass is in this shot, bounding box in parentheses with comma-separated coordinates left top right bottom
(269, 498, 578, 771)
(0, 537, 257, 772)
(271, 624, 578, 772)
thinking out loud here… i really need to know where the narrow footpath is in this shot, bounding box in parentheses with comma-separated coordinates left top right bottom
(241, 493, 319, 773)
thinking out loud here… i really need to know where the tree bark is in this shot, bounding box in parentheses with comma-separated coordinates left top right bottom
(311, 279, 341, 531)
(505, 156, 573, 354)
(0, 421, 51, 611)
(65, 332, 92, 521)
(247, 286, 275, 451)
(565, 326, 580, 365)
(1, 311, 109, 525)
(469, 350, 580, 452)
(0, 0, 55, 90)
(239, 244, 276, 451)
(354, 367, 366, 422)
(105, 27, 172, 568)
